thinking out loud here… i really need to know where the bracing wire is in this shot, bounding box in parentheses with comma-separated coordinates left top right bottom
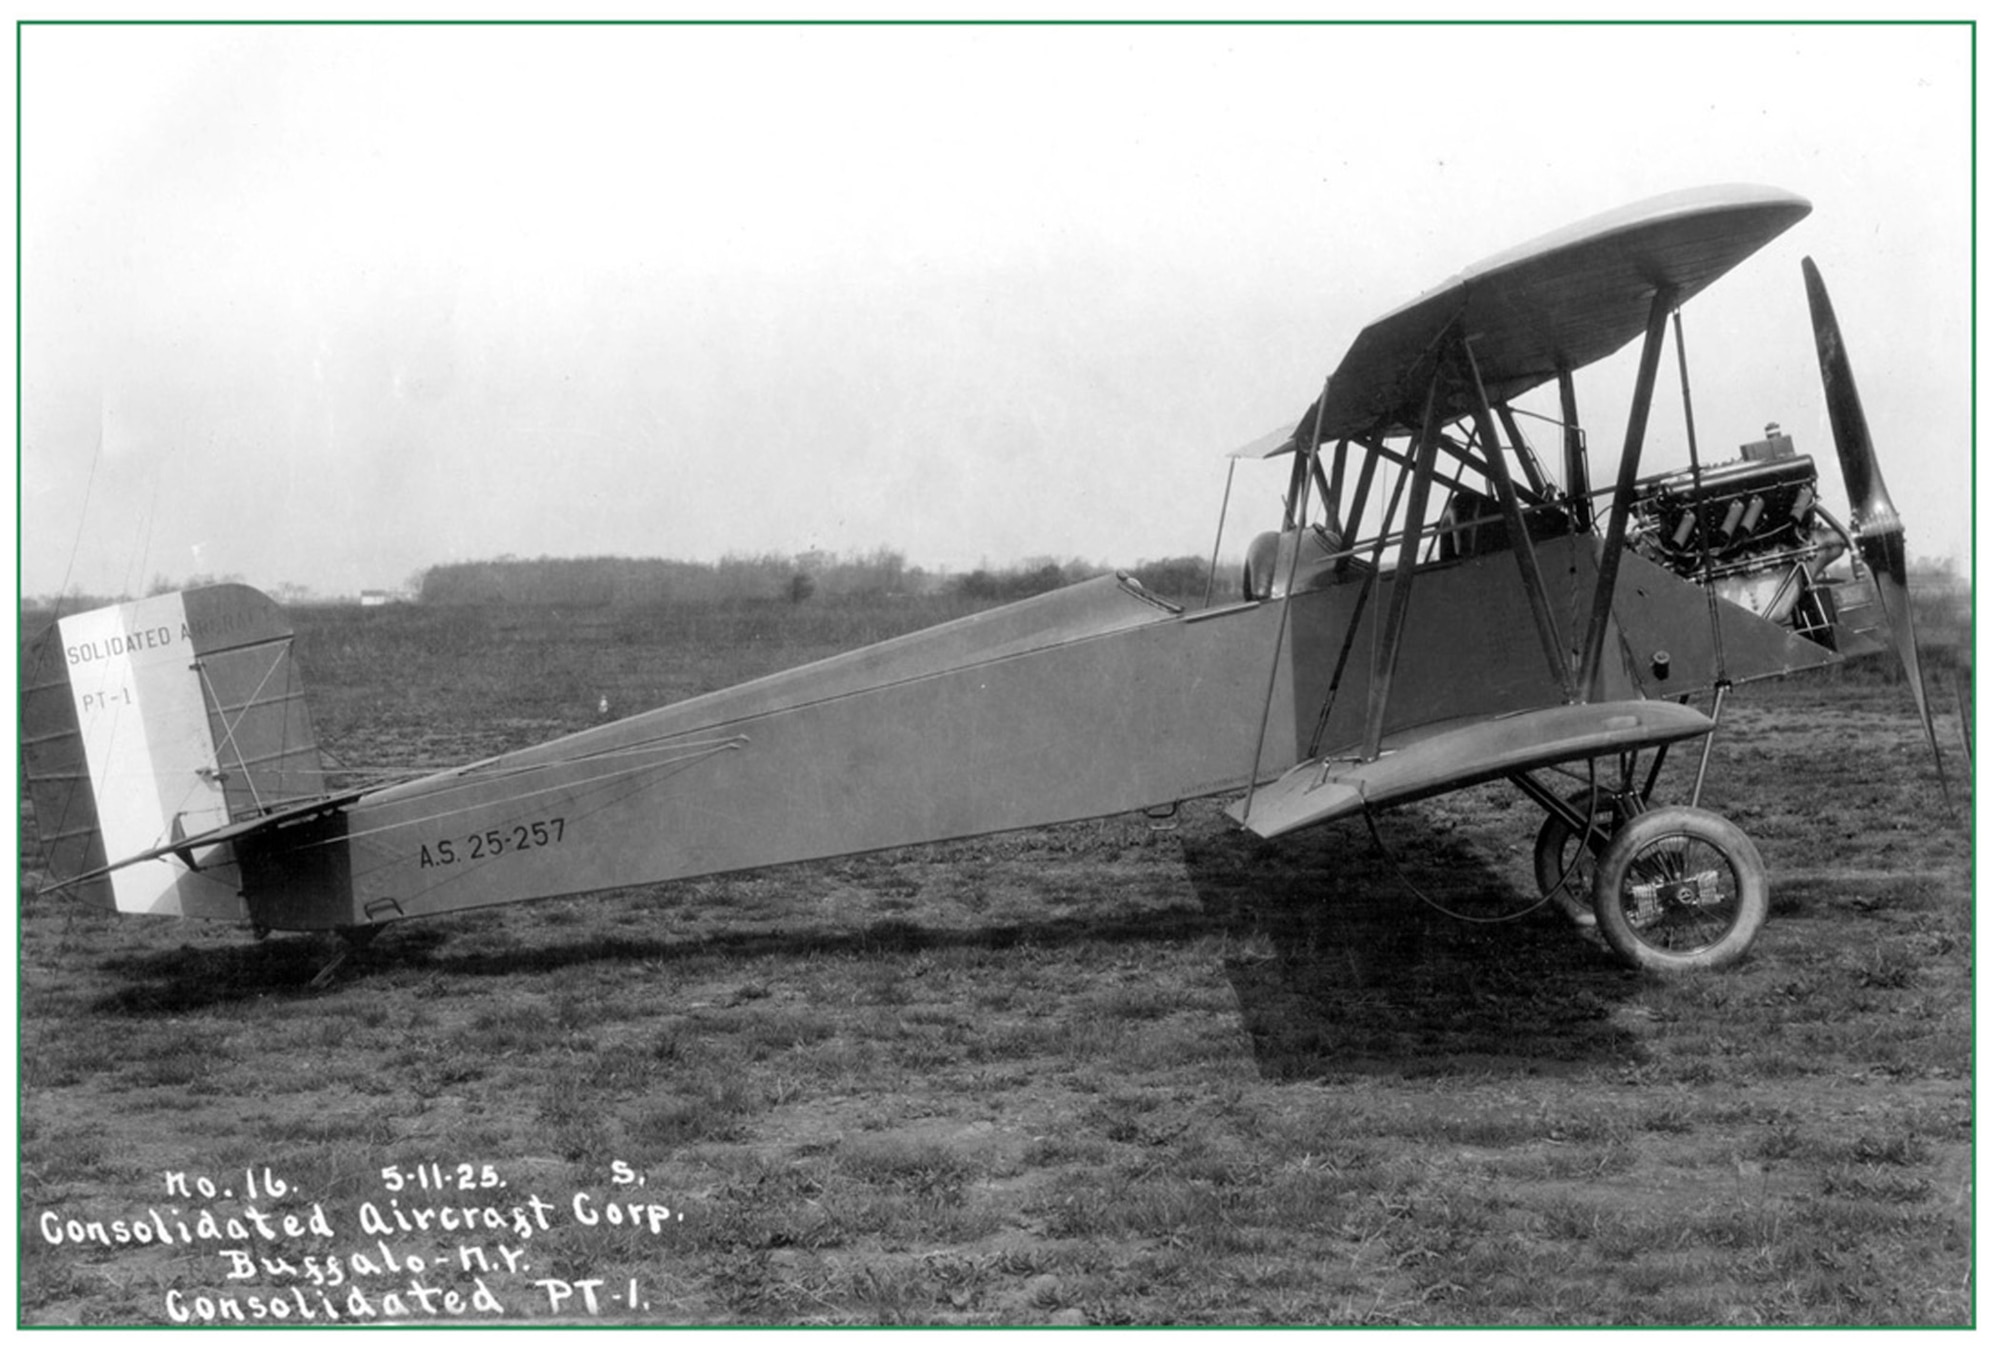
(122, 445, 168, 601)
(49, 396, 108, 615)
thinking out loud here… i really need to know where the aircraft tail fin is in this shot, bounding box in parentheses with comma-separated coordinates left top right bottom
(20, 584, 328, 919)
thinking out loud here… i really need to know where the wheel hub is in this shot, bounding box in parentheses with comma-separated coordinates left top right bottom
(1627, 869, 1724, 927)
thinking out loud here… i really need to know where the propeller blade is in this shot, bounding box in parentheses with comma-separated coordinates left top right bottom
(1867, 536, 1951, 793)
(1802, 257, 1949, 791)
(1804, 257, 1901, 542)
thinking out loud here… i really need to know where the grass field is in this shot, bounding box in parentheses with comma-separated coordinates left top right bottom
(18, 595, 1973, 1326)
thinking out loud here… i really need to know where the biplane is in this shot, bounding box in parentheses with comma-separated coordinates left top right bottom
(21, 184, 1945, 978)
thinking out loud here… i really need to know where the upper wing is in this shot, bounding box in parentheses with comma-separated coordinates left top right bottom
(1297, 185, 1812, 443)
(1224, 423, 1299, 461)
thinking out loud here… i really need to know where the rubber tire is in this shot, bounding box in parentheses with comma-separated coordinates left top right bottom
(1533, 790, 1623, 928)
(1592, 806, 1769, 973)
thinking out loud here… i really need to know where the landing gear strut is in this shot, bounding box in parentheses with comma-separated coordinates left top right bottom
(1516, 761, 1770, 972)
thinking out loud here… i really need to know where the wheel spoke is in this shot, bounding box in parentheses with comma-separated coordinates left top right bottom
(1626, 832, 1740, 947)
(1592, 806, 1769, 971)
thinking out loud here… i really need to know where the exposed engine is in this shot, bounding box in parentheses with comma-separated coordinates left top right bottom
(1630, 425, 1857, 646)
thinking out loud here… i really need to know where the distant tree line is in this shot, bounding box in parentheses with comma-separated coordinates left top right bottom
(408, 550, 1228, 609)
(954, 554, 1219, 602)
(22, 551, 1240, 614)
(415, 549, 934, 608)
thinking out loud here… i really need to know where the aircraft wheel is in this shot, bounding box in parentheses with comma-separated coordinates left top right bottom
(1592, 807, 1769, 972)
(1533, 790, 1624, 929)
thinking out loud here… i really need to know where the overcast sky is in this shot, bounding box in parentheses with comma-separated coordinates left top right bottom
(16, 21, 1973, 599)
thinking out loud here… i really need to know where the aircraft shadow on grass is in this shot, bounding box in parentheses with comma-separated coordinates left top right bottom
(1181, 809, 1646, 1080)
(88, 802, 1643, 1085)
(84, 865, 1232, 1015)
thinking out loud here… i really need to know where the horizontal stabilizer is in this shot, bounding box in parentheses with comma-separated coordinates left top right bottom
(1229, 701, 1714, 839)
(35, 788, 367, 897)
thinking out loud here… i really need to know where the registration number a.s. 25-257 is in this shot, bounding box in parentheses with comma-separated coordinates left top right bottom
(417, 818, 566, 870)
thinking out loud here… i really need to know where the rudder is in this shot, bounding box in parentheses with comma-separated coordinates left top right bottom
(20, 584, 327, 919)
